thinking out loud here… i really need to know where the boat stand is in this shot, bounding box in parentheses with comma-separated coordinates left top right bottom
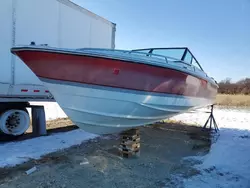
(202, 105, 219, 132)
(119, 128, 140, 158)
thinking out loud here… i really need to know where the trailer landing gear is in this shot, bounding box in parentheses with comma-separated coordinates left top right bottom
(30, 105, 47, 136)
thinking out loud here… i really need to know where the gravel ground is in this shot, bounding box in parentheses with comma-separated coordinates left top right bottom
(0, 123, 212, 188)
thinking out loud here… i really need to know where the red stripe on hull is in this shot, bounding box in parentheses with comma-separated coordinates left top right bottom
(14, 51, 217, 99)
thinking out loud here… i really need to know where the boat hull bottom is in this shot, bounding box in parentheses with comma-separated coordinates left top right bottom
(72, 122, 141, 135)
(42, 79, 214, 134)
(63, 108, 179, 134)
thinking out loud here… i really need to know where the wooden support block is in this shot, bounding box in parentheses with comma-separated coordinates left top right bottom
(120, 143, 140, 151)
(121, 134, 139, 141)
(119, 149, 140, 158)
(119, 128, 140, 158)
(121, 137, 140, 145)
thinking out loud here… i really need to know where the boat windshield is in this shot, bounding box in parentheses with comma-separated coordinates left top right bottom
(150, 49, 185, 60)
(132, 47, 204, 71)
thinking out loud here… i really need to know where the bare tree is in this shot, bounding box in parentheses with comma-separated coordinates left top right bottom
(218, 78, 250, 95)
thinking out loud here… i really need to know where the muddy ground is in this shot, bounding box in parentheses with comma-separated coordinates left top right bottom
(0, 122, 212, 188)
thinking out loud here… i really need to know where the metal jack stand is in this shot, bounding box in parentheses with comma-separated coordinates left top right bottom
(202, 105, 219, 132)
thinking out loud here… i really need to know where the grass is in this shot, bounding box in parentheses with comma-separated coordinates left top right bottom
(216, 94, 250, 107)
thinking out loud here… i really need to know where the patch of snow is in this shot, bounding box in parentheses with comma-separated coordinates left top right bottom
(170, 107, 250, 188)
(184, 170, 249, 188)
(28, 102, 67, 120)
(0, 129, 97, 168)
(171, 107, 250, 130)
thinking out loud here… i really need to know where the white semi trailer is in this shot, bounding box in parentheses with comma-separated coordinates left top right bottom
(0, 0, 116, 136)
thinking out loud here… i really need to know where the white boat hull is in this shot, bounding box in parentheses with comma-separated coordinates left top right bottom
(42, 79, 213, 134)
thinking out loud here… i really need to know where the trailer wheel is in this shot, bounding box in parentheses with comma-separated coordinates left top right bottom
(0, 109, 30, 136)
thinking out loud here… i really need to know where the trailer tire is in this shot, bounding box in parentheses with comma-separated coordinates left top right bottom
(0, 109, 30, 136)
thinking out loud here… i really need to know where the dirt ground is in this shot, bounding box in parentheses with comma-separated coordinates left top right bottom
(0, 122, 212, 188)
(27, 118, 75, 133)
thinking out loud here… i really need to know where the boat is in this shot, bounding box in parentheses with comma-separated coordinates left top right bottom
(11, 45, 218, 134)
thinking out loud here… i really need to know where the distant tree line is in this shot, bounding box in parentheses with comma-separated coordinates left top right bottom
(218, 78, 250, 95)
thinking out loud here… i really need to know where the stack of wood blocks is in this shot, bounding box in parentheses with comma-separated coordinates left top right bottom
(119, 128, 140, 158)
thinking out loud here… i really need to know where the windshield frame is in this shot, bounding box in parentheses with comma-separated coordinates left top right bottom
(132, 47, 204, 71)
